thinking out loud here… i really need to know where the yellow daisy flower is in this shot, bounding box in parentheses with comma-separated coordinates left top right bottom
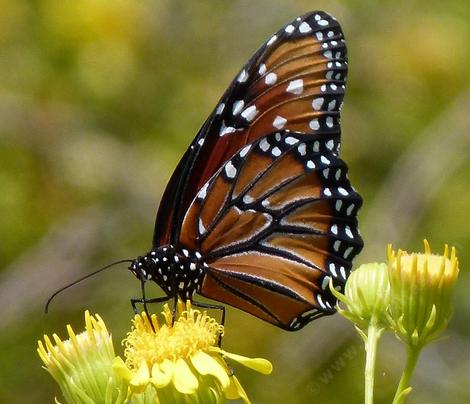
(114, 300, 272, 403)
(38, 302, 272, 403)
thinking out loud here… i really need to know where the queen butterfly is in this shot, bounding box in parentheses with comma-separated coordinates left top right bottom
(129, 10, 363, 331)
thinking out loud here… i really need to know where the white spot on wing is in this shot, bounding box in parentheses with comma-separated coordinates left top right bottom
(285, 136, 299, 145)
(197, 183, 209, 199)
(309, 119, 320, 130)
(199, 219, 206, 235)
(267, 35, 277, 46)
(239, 145, 251, 158)
(273, 115, 287, 129)
(312, 97, 324, 110)
(225, 161, 237, 179)
(241, 105, 258, 122)
(345, 226, 354, 239)
(326, 117, 334, 128)
(321, 155, 331, 165)
(271, 146, 281, 157)
(331, 224, 338, 234)
(237, 69, 248, 83)
(258, 64, 267, 75)
(286, 79, 304, 95)
(216, 103, 225, 115)
(285, 24, 295, 34)
(259, 138, 270, 152)
(232, 100, 244, 115)
(299, 22, 312, 33)
(265, 72, 277, 85)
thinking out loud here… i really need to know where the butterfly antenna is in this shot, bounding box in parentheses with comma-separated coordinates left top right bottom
(45, 259, 133, 313)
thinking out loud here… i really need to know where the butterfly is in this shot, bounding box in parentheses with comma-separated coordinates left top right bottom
(129, 10, 363, 331)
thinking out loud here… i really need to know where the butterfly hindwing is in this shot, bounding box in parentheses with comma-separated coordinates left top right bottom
(179, 131, 362, 330)
(153, 10, 348, 246)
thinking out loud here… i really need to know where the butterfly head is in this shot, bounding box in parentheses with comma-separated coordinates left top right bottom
(128, 256, 152, 282)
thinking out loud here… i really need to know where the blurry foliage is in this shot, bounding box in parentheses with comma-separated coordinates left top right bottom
(0, 0, 469, 403)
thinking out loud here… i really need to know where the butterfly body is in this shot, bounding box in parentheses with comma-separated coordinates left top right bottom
(130, 245, 207, 300)
(129, 11, 363, 331)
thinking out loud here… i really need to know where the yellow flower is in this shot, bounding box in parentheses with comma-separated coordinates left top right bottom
(387, 240, 460, 348)
(38, 303, 272, 403)
(114, 300, 272, 403)
(37, 311, 128, 404)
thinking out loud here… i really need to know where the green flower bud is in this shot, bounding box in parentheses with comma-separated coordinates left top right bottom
(387, 240, 459, 348)
(331, 262, 390, 330)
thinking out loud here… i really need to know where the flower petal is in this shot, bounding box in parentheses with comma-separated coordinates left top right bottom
(151, 359, 173, 388)
(213, 348, 273, 375)
(112, 357, 133, 382)
(225, 374, 250, 404)
(172, 358, 198, 394)
(190, 351, 230, 389)
(130, 360, 151, 393)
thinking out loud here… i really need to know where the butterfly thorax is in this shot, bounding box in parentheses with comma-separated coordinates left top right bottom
(129, 245, 208, 299)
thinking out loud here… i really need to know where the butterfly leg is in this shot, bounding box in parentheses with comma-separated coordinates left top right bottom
(190, 300, 226, 346)
(130, 280, 171, 332)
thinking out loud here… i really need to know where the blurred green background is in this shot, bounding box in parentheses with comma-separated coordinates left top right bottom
(1, 0, 469, 403)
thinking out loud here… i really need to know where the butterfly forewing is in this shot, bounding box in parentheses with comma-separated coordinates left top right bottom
(153, 11, 348, 246)
(179, 131, 362, 330)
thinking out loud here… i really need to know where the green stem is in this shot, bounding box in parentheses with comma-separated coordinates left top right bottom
(392, 345, 421, 404)
(364, 323, 382, 404)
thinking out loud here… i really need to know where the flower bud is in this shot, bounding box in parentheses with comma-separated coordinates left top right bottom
(387, 240, 459, 348)
(331, 262, 390, 330)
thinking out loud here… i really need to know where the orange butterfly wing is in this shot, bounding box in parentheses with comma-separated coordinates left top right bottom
(179, 132, 362, 330)
(153, 11, 348, 246)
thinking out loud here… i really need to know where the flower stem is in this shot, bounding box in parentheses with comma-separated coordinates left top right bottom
(364, 323, 382, 404)
(392, 345, 421, 404)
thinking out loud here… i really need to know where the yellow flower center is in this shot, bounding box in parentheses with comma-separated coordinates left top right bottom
(124, 302, 224, 371)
